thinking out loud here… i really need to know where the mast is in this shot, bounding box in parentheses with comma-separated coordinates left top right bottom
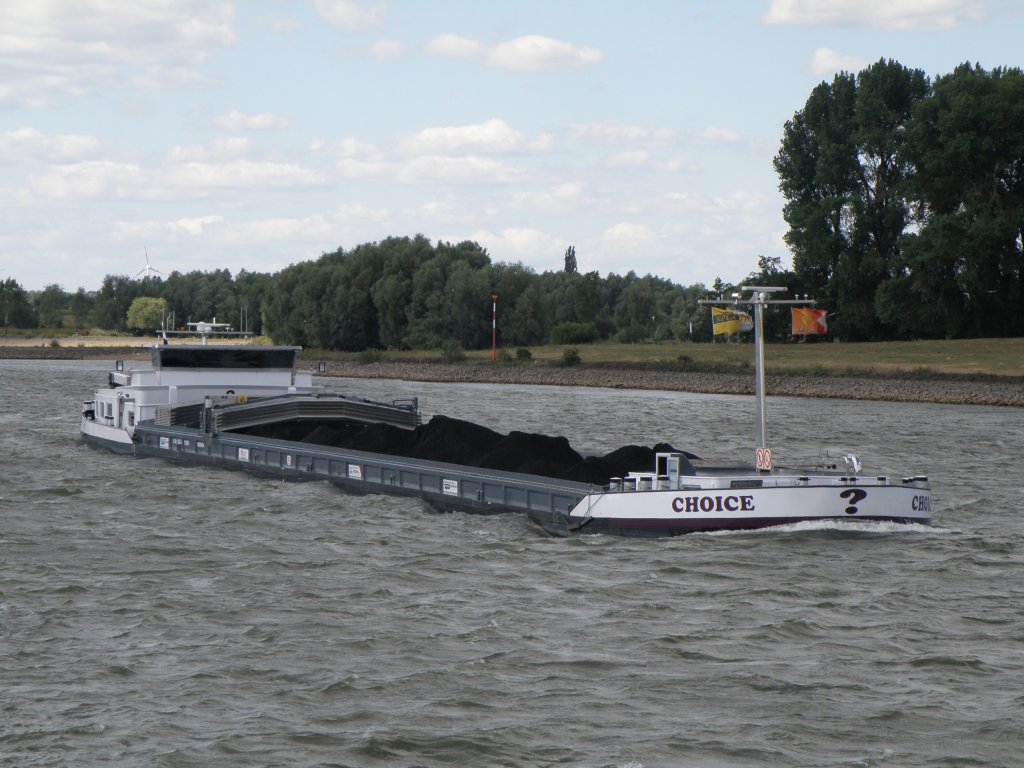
(752, 289, 768, 448)
(700, 286, 812, 456)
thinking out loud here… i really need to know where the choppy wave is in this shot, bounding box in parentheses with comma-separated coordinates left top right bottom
(2, 361, 1022, 767)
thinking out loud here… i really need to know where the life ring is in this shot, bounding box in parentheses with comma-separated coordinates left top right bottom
(236, 395, 248, 404)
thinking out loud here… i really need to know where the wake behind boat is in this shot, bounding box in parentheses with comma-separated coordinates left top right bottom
(80, 295, 931, 537)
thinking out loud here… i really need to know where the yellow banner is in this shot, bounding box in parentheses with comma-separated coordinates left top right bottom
(712, 306, 749, 336)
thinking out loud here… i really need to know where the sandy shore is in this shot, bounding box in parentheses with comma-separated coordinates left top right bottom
(4, 339, 1020, 407)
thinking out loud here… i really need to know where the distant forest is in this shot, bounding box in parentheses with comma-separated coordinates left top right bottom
(2, 60, 1021, 347)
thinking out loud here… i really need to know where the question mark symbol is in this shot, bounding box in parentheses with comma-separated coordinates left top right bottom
(839, 488, 867, 514)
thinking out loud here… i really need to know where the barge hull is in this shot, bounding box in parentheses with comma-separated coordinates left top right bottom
(83, 422, 930, 537)
(98, 422, 596, 522)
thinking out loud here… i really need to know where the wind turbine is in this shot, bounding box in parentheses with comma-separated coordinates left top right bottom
(135, 248, 164, 279)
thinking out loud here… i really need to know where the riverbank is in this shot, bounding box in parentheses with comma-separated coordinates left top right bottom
(3, 341, 1021, 407)
(321, 360, 1023, 407)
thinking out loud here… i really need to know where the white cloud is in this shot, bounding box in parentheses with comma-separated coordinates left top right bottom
(702, 126, 742, 143)
(26, 157, 326, 202)
(655, 157, 697, 173)
(426, 33, 603, 72)
(578, 223, 673, 278)
(571, 123, 677, 146)
(113, 204, 392, 253)
(336, 156, 398, 179)
(314, 0, 386, 32)
(425, 33, 486, 60)
(709, 190, 770, 214)
(397, 156, 526, 185)
(311, 137, 377, 157)
(808, 47, 872, 76)
(324, 120, 551, 184)
(173, 215, 226, 236)
(762, 0, 986, 30)
(28, 160, 145, 199)
(168, 138, 252, 162)
(396, 119, 553, 154)
(511, 182, 592, 215)
(467, 227, 566, 268)
(270, 17, 302, 34)
(335, 152, 526, 185)
(0, 1, 235, 106)
(600, 222, 659, 249)
(0, 127, 101, 162)
(161, 160, 327, 192)
(408, 197, 479, 228)
(608, 150, 650, 167)
(211, 137, 253, 157)
(370, 39, 405, 60)
(661, 189, 770, 216)
(486, 35, 604, 72)
(216, 110, 289, 131)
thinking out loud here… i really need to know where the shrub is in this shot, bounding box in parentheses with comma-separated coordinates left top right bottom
(515, 347, 533, 361)
(49, 339, 61, 348)
(614, 324, 647, 343)
(357, 348, 383, 364)
(561, 346, 582, 366)
(549, 322, 598, 345)
(440, 340, 467, 363)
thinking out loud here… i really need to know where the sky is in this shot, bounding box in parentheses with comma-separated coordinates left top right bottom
(1, 0, 1022, 293)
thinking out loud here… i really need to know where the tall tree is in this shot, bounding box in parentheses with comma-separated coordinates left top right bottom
(0, 278, 35, 330)
(846, 60, 929, 336)
(69, 288, 94, 330)
(91, 275, 141, 331)
(126, 297, 169, 333)
(774, 72, 859, 308)
(775, 60, 928, 339)
(34, 283, 70, 328)
(564, 245, 577, 274)
(884, 64, 1024, 338)
(371, 235, 433, 348)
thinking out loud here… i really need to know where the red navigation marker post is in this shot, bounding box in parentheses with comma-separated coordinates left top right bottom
(491, 294, 498, 361)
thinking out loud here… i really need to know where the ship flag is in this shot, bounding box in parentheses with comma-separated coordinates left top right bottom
(791, 307, 828, 336)
(711, 306, 752, 336)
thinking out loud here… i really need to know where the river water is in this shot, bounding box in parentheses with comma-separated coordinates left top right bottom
(1, 359, 1022, 767)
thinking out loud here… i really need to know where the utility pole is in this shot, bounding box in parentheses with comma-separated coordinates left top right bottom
(491, 294, 498, 361)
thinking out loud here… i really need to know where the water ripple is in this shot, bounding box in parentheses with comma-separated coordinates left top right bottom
(2, 361, 1023, 766)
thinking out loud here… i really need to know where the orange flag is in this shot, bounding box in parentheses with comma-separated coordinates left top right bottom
(791, 307, 827, 335)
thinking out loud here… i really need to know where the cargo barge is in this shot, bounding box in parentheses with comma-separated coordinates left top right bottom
(81, 290, 932, 536)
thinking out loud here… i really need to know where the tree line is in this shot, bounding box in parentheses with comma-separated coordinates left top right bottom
(3, 59, 1021, 347)
(0, 243, 814, 348)
(775, 59, 1024, 339)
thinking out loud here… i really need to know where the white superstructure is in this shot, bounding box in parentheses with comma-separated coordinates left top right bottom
(81, 345, 315, 450)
